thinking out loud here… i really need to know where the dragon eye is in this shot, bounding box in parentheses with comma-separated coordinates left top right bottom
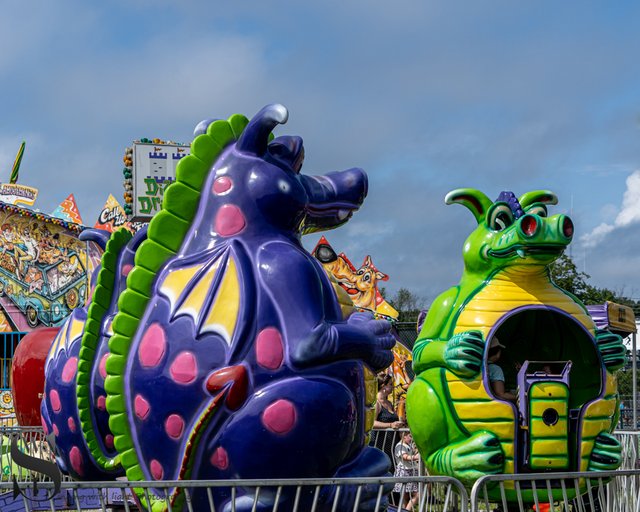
(488, 204, 514, 232)
(526, 203, 548, 217)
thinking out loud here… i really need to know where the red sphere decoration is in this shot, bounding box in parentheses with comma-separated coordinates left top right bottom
(11, 327, 60, 426)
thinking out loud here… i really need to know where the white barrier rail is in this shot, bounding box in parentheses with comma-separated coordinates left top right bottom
(0, 476, 470, 512)
(470, 469, 640, 512)
(613, 430, 640, 470)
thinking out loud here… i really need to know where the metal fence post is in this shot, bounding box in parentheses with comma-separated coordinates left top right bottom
(633, 331, 637, 429)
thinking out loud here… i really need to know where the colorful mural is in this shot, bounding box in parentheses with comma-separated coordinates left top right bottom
(312, 236, 415, 413)
(312, 236, 399, 321)
(0, 203, 99, 332)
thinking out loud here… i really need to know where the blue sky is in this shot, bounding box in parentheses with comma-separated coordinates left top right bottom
(1, 1, 640, 304)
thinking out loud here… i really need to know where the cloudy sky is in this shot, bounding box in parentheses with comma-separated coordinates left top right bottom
(1, 1, 639, 305)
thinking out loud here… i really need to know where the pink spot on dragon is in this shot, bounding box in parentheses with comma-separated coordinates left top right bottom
(40, 104, 395, 511)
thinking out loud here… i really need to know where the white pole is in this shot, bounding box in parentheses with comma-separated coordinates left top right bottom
(633, 332, 637, 429)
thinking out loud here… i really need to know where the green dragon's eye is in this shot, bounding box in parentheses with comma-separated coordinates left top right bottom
(525, 203, 548, 218)
(488, 204, 514, 232)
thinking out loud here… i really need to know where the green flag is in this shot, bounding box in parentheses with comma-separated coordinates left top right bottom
(9, 141, 25, 184)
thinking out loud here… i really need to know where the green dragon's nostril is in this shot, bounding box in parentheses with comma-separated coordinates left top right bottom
(520, 215, 538, 237)
(562, 217, 574, 238)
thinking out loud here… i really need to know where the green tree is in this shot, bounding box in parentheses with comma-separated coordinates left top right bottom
(549, 253, 590, 299)
(389, 288, 425, 323)
(550, 253, 639, 308)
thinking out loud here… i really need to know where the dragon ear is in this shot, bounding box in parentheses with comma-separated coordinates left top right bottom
(518, 190, 558, 209)
(445, 188, 492, 224)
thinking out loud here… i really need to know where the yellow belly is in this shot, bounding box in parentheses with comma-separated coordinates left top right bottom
(445, 269, 616, 474)
(453, 269, 594, 338)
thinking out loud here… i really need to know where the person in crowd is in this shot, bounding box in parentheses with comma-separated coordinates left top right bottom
(370, 372, 404, 463)
(393, 430, 421, 511)
(488, 337, 517, 402)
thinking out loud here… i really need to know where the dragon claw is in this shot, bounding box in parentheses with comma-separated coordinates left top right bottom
(588, 433, 622, 472)
(595, 330, 627, 371)
(444, 331, 485, 378)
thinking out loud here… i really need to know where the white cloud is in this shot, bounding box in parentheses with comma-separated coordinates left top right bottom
(581, 170, 640, 248)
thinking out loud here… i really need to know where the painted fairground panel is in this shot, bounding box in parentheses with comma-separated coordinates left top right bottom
(312, 236, 399, 321)
(126, 140, 190, 221)
(312, 236, 414, 416)
(0, 205, 100, 332)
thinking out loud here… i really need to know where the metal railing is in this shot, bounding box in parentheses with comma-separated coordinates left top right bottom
(613, 429, 640, 470)
(0, 476, 469, 512)
(3, 424, 640, 510)
(470, 469, 640, 512)
(0, 426, 60, 483)
(369, 428, 427, 476)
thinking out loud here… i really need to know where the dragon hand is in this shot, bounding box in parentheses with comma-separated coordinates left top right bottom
(443, 331, 485, 378)
(347, 312, 395, 372)
(595, 330, 626, 371)
(429, 431, 504, 486)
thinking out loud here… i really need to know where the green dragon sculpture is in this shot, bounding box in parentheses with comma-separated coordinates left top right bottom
(406, 189, 626, 500)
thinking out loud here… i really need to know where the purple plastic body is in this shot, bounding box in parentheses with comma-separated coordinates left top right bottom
(40, 105, 396, 511)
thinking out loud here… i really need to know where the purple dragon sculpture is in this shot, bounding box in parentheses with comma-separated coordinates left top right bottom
(41, 104, 395, 511)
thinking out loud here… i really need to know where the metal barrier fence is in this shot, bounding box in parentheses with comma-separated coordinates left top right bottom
(2, 425, 640, 510)
(613, 429, 640, 470)
(0, 476, 469, 512)
(470, 469, 640, 512)
(370, 428, 426, 477)
(0, 426, 59, 483)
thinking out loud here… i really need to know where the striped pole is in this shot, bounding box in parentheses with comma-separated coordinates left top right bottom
(9, 141, 25, 184)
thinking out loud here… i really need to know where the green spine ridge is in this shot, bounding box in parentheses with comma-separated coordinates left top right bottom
(104, 114, 249, 508)
(76, 227, 133, 471)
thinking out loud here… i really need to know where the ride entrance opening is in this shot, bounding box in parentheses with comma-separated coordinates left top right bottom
(488, 307, 603, 472)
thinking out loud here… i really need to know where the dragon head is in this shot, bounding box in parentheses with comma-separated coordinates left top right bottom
(446, 188, 574, 275)
(191, 104, 367, 244)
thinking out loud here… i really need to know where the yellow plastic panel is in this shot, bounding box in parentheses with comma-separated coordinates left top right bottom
(581, 418, 612, 438)
(447, 378, 492, 400)
(531, 439, 569, 456)
(364, 406, 375, 432)
(583, 399, 616, 418)
(463, 421, 515, 440)
(454, 401, 514, 421)
(530, 456, 569, 469)
(364, 374, 377, 405)
(531, 400, 568, 416)
(530, 418, 568, 437)
(530, 383, 568, 399)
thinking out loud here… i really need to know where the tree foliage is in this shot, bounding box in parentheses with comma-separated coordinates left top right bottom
(388, 287, 425, 323)
(550, 253, 638, 309)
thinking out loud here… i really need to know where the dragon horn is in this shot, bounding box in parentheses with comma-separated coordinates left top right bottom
(236, 104, 289, 155)
(518, 190, 558, 209)
(445, 188, 492, 224)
